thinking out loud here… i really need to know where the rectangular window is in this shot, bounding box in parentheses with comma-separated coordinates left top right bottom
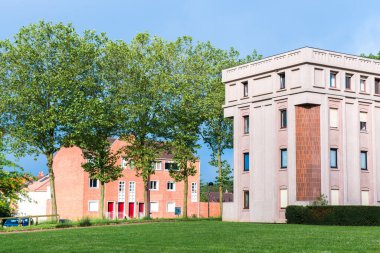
(243, 152, 249, 171)
(167, 202, 175, 213)
(331, 189, 339, 205)
(165, 162, 179, 171)
(243, 81, 248, 97)
(279, 72, 286, 89)
(361, 151, 368, 170)
(280, 149, 287, 169)
(118, 181, 125, 202)
(121, 157, 128, 168)
(88, 201, 99, 212)
(89, 179, 98, 188)
(243, 191, 249, 209)
(329, 108, 338, 128)
(330, 71, 337, 88)
(360, 112, 367, 132)
(361, 190, 369, 205)
(150, 202, 159, 212)
(167, 181, 175, 191)
(149, 180, 159, 190)
(345, 74, 352, 90)
(155, 161, 162, 171)
(375, 78, 380, 94)
(280, 189, 288, 209)
(330, 148, 338, 168)
(243, 115, 249, 134)
(280, 109, 287, 129)
(129, 160, 135, 169)
(360, 77, 367, 92)
(191, 182, 197, 202)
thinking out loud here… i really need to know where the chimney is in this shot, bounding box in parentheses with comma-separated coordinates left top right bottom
(38, 171, 44, 179)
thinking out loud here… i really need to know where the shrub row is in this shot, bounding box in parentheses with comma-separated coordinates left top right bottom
(286, 205, 380, 226)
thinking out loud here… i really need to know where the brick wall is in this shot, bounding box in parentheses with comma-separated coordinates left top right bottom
(296, 104, 321, 201)
(199, 202, 220, 218)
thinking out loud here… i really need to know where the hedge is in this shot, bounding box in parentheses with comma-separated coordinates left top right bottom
(286, 205, 380, 226)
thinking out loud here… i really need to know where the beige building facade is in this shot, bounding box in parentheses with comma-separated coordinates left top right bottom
(222, 47, 380, 222)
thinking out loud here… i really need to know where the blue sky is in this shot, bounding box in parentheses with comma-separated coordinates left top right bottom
(2, 0, 380, 182)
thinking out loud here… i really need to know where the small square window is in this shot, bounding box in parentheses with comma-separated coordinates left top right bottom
(243, 191, 249, 209)
(280, 109, 287, 129)
(330, 148, 338, 168)
(243, 153, 249, 171)
(360, 151, 368, 170)
(279, 72, 286, 89)
(167, 181, 175, 191)
(154, 161, 162, 171)
(89, 179, 98, 188)
(330, 71, 337, 88)
(150, 202, 159, 212)
(280, 149, 287, 169)
(167, 202, 175, 213)
(345, 74, 352, 90)
(243, 115, 249, 134)
(88, 201, 99, 212)
(149, 181, 159, 190)
(243, 81, 248, 97)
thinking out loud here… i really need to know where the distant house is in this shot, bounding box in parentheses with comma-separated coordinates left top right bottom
(17, 172, 50, 220)
(208, 191, 233, 202)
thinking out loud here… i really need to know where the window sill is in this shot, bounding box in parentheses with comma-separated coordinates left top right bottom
(242, 171, 250, 174)
(374, 94, 380, 97)
(360, 130, 368, 134)
(359, 92, 370, 95)
(329, 127, 339, 131)
(345, 89, 355, 93)
(241, 96, 249, 100)
(361, 170, 370, 173)
(330, 168, 339, 171)
(242, 133, 249, 136)
(279, 128, 287, 132)
(329, 87, 340, 91)
(277, 88, 287, 93)
(242, 209, 250, 212)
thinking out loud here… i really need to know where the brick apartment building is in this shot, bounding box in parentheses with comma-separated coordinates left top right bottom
(222, 47, 380, 222)
(53, 138, 201, 220)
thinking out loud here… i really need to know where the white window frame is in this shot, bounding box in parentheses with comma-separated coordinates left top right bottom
(331, 189, 339, 205)
(360, 112, 368, 132)
(150, 202, 159, 213)
(191, 182, 197, 202)
(89, 178, 98, 189)
(360, 77, 367, 92)
(280, 189, 288, 209)
(155, 161, 162, 171)
(167, 202, 175, 213)
(329, 108, 338, 128)
(88, 200, 99, 212)
(118, 181, 125, 202)
(329, 71, 337, 88)
(167, 181, 176, 191)
(149, 180, 159, 191)
(121, 157, 128, 168)
(361, 190, 369, 205)
(129, 181, 136, 202)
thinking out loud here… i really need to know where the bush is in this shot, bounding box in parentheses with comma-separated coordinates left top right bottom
(79, 217, 92, 227)
(286, 205, 380, 226)
(56, 222, 73, 228)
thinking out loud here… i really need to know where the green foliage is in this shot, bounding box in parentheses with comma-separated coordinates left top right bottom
(310, 194, 329, 206)
(79, 217, 92, 227)
(286, 205, 380, 225)
(361, 52, 380, 60)
(0, 20, 107, 216)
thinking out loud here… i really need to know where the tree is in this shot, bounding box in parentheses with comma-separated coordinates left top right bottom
(165, 37, 209, 218)
(102, 33, 173, 218)
(201, 47, 261, 215)
(0, 21, 106, 217)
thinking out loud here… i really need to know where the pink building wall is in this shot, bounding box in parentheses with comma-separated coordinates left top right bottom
(53, 139, 201, 220)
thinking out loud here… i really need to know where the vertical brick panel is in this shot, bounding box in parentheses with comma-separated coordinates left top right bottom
(296, 104, 321, 201)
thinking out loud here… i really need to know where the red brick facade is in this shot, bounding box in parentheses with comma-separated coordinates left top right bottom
(296, 104, 321, 201)
(53, 139, 201, 220)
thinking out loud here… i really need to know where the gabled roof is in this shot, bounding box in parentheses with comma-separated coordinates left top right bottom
(27, 175, 50, 192)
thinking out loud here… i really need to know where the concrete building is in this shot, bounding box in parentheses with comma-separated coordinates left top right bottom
(222, 47, 380, 222)
(53, 138, 201, 220)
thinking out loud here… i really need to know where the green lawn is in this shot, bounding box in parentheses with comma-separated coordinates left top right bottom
(1, 221, 380, 252)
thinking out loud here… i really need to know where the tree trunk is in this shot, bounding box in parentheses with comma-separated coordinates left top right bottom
(217, 147, 223, 217)
(144, 175, 151, 218)
(47, 153, 57, 220)
(183, 176, 188, 218)
(100, 182, 105, 219)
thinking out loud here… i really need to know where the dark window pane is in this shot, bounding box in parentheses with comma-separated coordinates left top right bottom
(281, 149, 287, 168)
(243, 153, 249, 171)
(330, 149, 337, 168)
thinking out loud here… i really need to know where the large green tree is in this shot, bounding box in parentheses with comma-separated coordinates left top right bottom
(102, 33, 173, 218)
(0, 21, 106, 217)
(201, 47, 261, 215)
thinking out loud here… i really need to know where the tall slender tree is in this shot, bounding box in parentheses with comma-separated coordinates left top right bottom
(102, 33, 173, 218)
(201, 47, 262, 215)
(0, 21, 106, 217)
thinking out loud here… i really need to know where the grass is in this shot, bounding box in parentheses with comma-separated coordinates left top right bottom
(1, 220, 380, 252)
